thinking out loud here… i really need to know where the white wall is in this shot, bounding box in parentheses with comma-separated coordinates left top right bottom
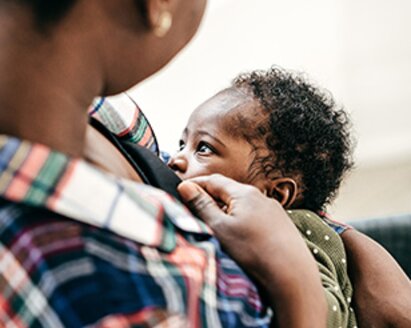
(129, 0, 411, 219)
(131, 0, 346, 153)
(339, 0, 411, 165)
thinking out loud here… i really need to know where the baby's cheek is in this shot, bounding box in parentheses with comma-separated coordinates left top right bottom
(218, 165, 249, 184)
(186, 164, 217, 180)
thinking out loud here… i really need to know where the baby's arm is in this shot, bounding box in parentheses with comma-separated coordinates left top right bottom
(342, 229, 411, 327)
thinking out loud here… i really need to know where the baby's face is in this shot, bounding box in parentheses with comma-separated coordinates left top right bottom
(168, 88, 266, 190)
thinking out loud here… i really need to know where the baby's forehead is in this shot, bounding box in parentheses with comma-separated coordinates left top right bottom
(221, 89, 267, 138)
(193, 88, 263, 129)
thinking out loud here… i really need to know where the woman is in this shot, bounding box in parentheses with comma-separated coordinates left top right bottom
(0, 1, 329, 327)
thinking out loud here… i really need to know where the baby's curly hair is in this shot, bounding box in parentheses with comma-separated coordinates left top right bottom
(233, 67, 354, 212)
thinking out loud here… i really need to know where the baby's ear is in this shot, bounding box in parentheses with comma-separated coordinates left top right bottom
(266, 178, 298, 209)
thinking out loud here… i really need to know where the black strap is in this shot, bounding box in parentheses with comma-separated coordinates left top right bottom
(89, 117, 182, 201)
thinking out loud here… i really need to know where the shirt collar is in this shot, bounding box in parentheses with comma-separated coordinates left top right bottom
(89, 94, 160, 155)
(0, 135, 211, 252)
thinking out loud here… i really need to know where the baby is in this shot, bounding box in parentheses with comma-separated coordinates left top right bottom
(168, 67, 353, 215)
(168, 67, 357, 327)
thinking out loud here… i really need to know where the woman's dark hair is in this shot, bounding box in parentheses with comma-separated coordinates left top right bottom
(233, 67, 354, 212)
(16, 0, 77, 27)
(13, 0, 147, 30)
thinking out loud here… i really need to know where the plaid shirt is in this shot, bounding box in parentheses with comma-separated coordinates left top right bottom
(0, 95, 355, 327)
(89, 94, 160, 156)
(0, 135, 271, 327)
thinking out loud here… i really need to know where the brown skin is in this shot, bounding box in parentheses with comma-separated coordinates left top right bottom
(169, 89, 260, 183)
(0, 1, 328, 327)
(168, 88, 298, 206)
(341, 229, 411, 327)
(0, 0, 207, 157)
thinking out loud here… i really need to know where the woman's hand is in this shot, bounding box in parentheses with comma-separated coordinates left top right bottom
(178, 174, 327, 328)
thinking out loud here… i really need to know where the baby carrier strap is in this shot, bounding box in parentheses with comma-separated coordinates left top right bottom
(89, 117, 183, 201)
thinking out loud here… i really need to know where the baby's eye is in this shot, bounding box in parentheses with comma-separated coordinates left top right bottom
(178, 140, 185, 151)
(196, 142, 215, 155)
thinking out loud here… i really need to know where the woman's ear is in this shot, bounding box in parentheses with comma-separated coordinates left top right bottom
(145, 0, 173, 37)
(266, 178, 298, 209)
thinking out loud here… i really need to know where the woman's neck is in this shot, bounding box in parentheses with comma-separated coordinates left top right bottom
(0, 85, 91, 158)
(0, 14, 103, 158)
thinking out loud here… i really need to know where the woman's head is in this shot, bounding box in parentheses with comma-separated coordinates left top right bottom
(169, 67, 354, 212)
(7, 0, 207, 95)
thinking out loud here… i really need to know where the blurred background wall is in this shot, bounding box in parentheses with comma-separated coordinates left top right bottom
(130, 0, 411, 221)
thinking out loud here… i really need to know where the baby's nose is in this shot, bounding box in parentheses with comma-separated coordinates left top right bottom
(168, 155, 187, 173)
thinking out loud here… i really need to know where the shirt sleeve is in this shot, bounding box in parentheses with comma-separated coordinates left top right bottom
(288, 210, 358, 328)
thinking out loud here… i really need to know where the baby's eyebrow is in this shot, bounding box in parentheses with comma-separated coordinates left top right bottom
(197, 130, 227, 148)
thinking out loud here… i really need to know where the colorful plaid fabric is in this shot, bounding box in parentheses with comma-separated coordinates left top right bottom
(89, 93, 159, 155)
(0, 134, 357, 327)
(0, 135, 271, 327)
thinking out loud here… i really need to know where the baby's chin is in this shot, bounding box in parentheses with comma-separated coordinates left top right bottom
(172, 171, 191, 181)
(174, 172, 184, 180)
(173, 171, 205, 181)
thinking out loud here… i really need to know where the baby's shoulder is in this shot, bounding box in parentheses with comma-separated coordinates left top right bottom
(287, 209, 357, 327)
(287, 209, 347, 270)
